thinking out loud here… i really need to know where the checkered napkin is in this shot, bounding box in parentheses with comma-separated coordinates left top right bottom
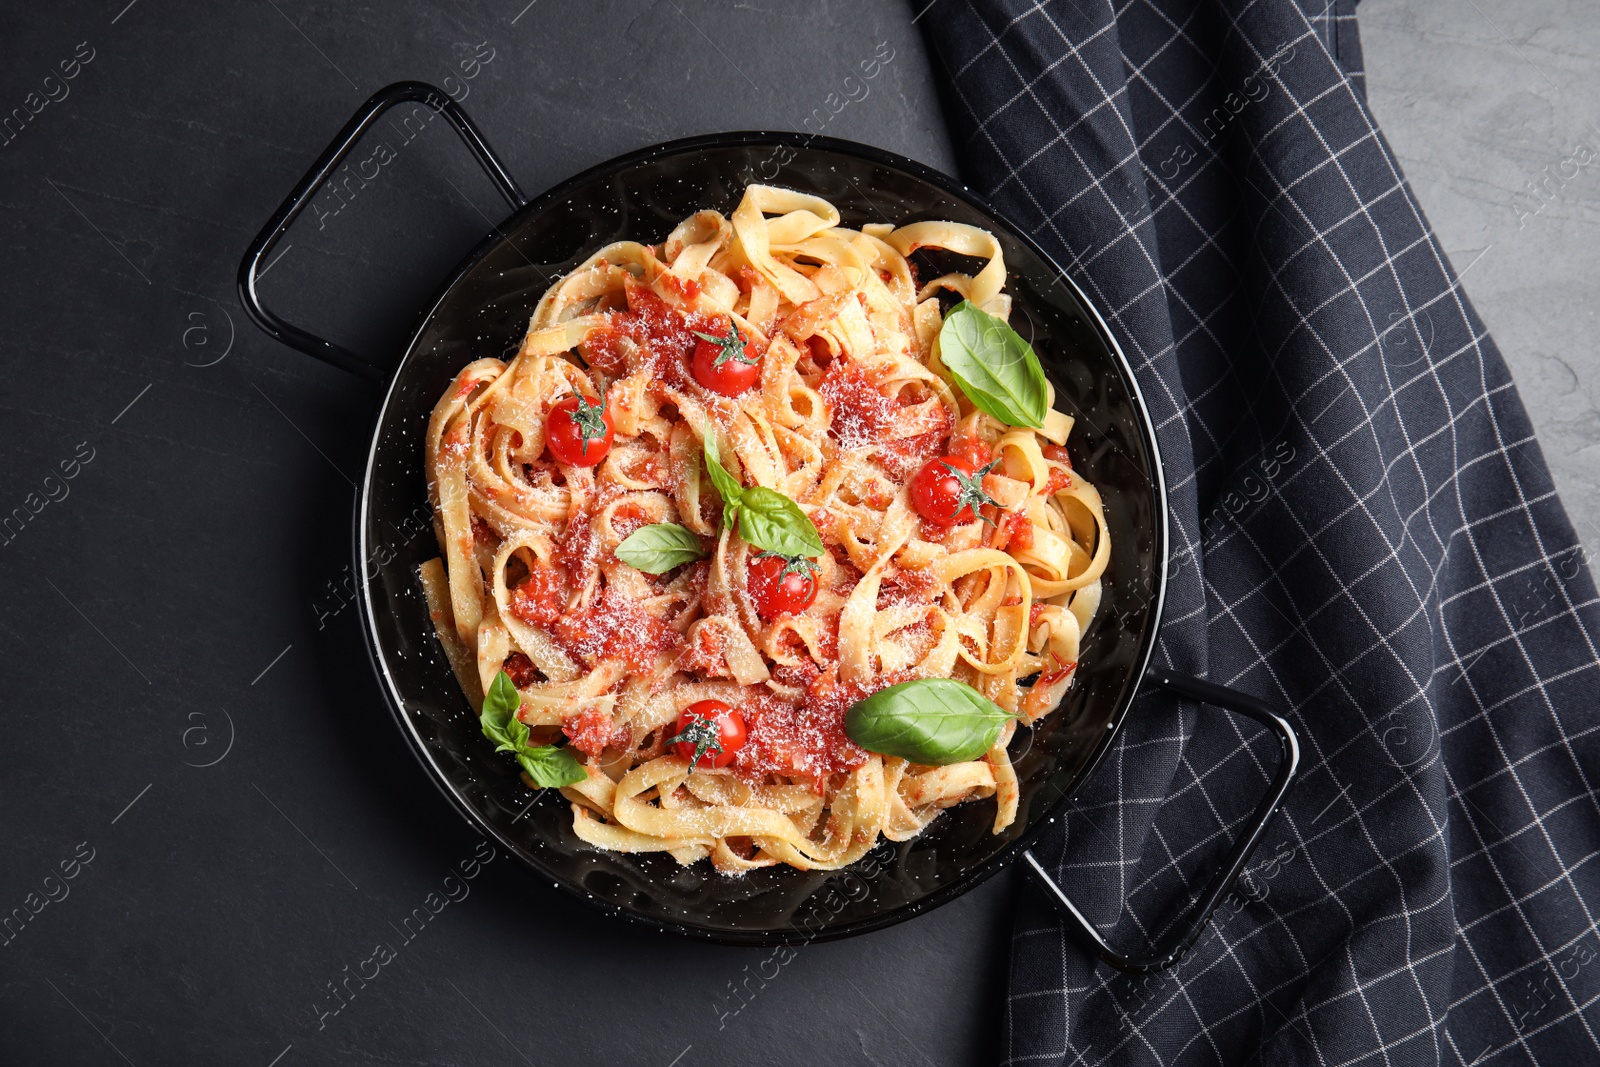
(918, 1, 1600, 1062)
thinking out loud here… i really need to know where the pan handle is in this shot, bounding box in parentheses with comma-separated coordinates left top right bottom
(236, 81, 526, 381)
(1022, 665, 1299, 974)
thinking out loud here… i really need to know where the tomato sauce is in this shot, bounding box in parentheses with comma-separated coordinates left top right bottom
(501, 651, 538, 687)
(814, 614, 841, 661)
(678, 623, 732, 679)
(557, 502, 603, 589)
(877, 566, 941, 609)
(507, 566, 567, 627)
(510, 552, 680, 672)
(579, 279, 721, 389)
(562, 706, 631, 760)
(991, 512, 1034, 551)
(609, 502, 649, 543)
(819, 359, 895, 450)
(805, 334, 834, 367)
(1009, 514, 1035, 550)
(875, 417, 952, 482)
(1037, 653, 1077, 688)
(737, 667, 913, 790)
(949, 434, 992, 469)
(659, 273, 702, 302)
(770, 659, 822, 690)
(551, 587, 680, 673)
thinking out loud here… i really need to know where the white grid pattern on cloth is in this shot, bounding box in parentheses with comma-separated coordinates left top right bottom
(916, 0, 1600, 1063)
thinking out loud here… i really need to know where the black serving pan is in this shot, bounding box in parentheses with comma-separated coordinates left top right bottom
(238, 82, 1298, 971)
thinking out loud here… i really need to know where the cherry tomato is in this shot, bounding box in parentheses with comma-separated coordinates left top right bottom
(748, 553, 819, 619)
(670, 700, 747, 769)
(691, 320, 761, 396)
(911, 454, 1002, 526)
(545, 394, 613, 466)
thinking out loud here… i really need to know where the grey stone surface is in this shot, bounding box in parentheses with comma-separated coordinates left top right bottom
(1361, 0, 1600, 565)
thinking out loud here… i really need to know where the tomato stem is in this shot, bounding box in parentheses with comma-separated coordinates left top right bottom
(754, 549, 818, 580)
(692, 319, 759, 368)
(944, 457, 1003, 525)
(566, 393, 609, 447)
(665, 715, 724, 767)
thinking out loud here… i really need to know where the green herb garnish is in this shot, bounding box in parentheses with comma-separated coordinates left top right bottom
(702, 430, 824, 559)
(480, 671, 587, 787)
(937, 301, 1049, 429)
(615, 523, 708, 574)
(844, 678, 1018, 765)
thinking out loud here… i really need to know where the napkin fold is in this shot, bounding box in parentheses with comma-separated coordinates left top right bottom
(918, 2, 1600, 1062)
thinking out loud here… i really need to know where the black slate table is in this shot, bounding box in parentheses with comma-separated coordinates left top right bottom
(0, 2, 1014, 1064)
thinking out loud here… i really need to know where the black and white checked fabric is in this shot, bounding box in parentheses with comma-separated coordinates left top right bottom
(919, 1, 1600, 1063)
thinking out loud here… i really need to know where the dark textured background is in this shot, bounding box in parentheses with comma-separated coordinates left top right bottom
(0, 2, 1014, 1065)
(6, 0, 1599, 1064)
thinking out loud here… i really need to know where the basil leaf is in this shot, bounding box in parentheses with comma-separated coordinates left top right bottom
(701, 431, 745, 529)
(845, 678, 1015, 765)
(615, 523, 708, 574)
(738, 487, 824, 558)
(480, 670, 521, 749)
(938, 300, 1049, 429)
(479, 669, 587, 787)
(516, 745, 588, 788)
(702, 431, 822, 558)
(504, 715, 531, 754)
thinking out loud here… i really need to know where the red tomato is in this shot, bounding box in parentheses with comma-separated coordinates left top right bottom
(912, 454, 1002, 526)
(748, 553, 819, 619)
(546, 394, 613, 466)
(1041, 443, 1073, 468)
(691, 320, 761, 396)
(670, 700, 747, 769)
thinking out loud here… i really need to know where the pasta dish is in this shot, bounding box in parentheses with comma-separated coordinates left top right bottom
(419, 184, 1109, 872)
